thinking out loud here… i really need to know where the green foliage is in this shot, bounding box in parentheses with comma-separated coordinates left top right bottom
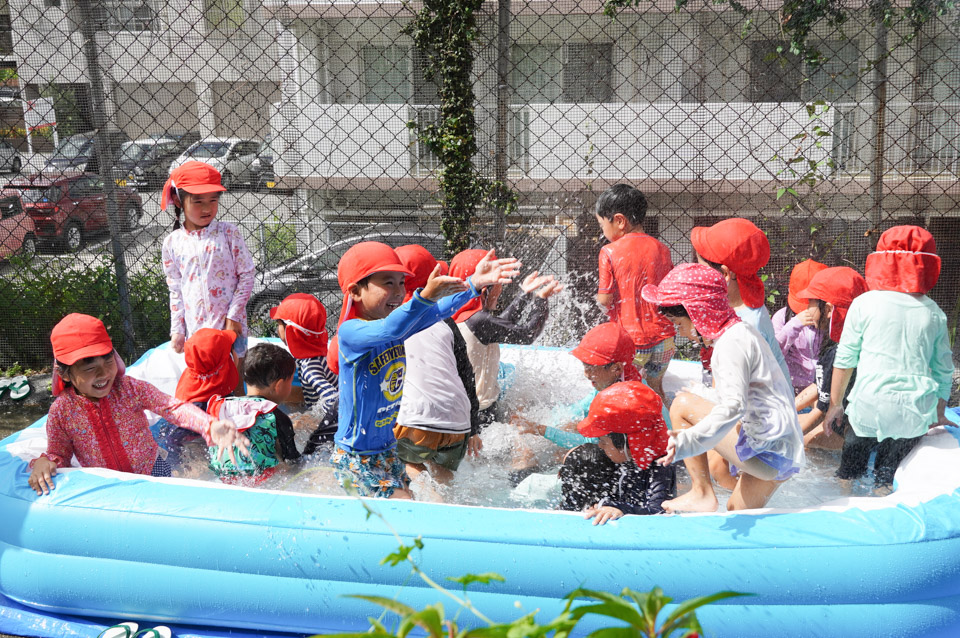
(39, 82, 84, 138)
(404, 0, 517, 257)
(0, 254, 170, 369)
(0, 362, 40, 377)
(318, 505, 745, 638)
(259, 214, 297, 265)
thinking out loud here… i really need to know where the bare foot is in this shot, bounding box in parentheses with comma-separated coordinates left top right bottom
(662, 489, 719, 513)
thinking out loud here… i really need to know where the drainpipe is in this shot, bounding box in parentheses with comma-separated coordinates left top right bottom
(869, 17, 889, 232)
(76, 0, 137, 359)
(493, 0, 510, 242)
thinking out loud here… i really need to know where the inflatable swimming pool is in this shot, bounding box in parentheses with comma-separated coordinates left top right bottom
(1, 342, 959, 637)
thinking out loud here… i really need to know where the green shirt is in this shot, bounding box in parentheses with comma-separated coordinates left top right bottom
(835, 290, 953, 440)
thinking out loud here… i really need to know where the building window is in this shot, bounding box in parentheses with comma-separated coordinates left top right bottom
(562, 43, 613, 103)
(748, 42, 803, 102)
(510, 43, 562, 104)
(913, 36, 960, 173)
(95, 0, 160, 32)
(802, 40, 860, 102)
(362, 46, 437, 105)
(204, 0, 245, 32)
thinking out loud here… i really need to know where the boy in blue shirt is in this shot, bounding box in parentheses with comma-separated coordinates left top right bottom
(332, 241, 518, 499)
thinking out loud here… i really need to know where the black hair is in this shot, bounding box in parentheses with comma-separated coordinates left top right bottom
(658, 304, 690, 319)
(783, 306, 796, 321)
(243, 343, 295, 388)
(172, 188, 189, 230)
(595, 183, 648, 226)
(608, 432, 628, 450)
(814, 299, 836, 360)
(698, 256, 725, 272)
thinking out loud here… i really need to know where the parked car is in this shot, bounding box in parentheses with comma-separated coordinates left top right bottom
(114, 133, 198, 190)
(169, 137, 262, 188)
(44, 130, 131, 175)
(5, 172, 144, 252)
(247, 230, 446, 333)
(0, 191, 36, 259)
(0, 141, 21, 173)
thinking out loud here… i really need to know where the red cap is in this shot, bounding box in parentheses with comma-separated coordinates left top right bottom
(175, 328, 239, 404)
(326, 334, 340, 375)
(396, 244, 438, 303)
(51, 313, 114, 365)
(161, 161, 227, 211)
(691, 218, 770, 309)
(787, 259, 828, 314)
(449, 249, 488, 323)
(571, 322, 636, 366)
(865, 225, 940, 294)
(336, 242, 414, 326)
(797, 266, 868, 342)
(577, 381, 669, 469)
(270, 293, 329, 358)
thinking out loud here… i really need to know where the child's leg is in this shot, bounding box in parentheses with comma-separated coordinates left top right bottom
(835, 427, 876, 481)
(707, 449, 738, 490)
(804, 423, 844, 450)
(727, 472, 782, 510)
(873, 435, 922, 488)
(635, 337, 675, 400)
(663, 392, 720, 513)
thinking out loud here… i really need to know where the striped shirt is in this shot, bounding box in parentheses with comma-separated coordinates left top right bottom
(298, 356, 338, 415)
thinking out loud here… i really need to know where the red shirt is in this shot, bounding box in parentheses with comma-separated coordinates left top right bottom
(598, 233, 675, 349)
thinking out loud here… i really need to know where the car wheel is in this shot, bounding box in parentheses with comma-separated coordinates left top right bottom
(10, 157, 21, 173)
(19, 234, 36, 258)
(123, 202, 141, 231)
(221, 170, 234, 189)
(62, 222, 83, 253)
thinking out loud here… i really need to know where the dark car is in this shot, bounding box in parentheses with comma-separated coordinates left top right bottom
(114, 132, 200, 190)
(247, 230, 446, 335)
(5, 172, 144, 252)
(44, 130, 131, 175)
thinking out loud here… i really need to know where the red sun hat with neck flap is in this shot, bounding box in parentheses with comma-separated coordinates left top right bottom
(571, 322, 636, 366)
(50, 313, 124, 396)
(865, 225, 941, 294)
(690, 218, 770, 309)
(396, 244, 439, 303)
(161, 161, 226, 211)
(336, 242, 414, 327)
(787, 259, 828, 315)
(175, 328, 239, 404)
(577, 381, 669, 469)
(797, 266, 867, 342)
(449, 248, 489, 323)
(270, 293, 329, 359)
(641, 263, 741, 341)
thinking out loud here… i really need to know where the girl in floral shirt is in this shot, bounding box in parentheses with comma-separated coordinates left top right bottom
(160, 161, 256, 376)
(28, 314, 249, 495)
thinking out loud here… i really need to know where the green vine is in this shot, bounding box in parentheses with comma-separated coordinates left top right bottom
(404, 0, 516, 257)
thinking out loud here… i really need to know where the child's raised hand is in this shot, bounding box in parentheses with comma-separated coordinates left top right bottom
(421, 264, 470, 301)
(171, 334, 185, 354)
(209, 419, 251, 467)
(28, 457, 58, 495)
(795, 308, 818, 327)
(468, 249, 521, 289)
(584, 504, 624, 525)
(520, 271, 564, 299)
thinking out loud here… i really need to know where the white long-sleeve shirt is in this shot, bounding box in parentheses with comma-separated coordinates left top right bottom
(675, 322, 805, 472)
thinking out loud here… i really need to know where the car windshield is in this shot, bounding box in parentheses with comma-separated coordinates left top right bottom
(187, 142, 231, 159)
(119, 142, 152, 163)
(52, 137, 91, 159)
(9, 185, 61, 203)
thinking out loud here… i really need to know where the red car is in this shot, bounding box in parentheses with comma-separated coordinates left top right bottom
(5, 172, 144, 252)
(0, 190, 36, 260)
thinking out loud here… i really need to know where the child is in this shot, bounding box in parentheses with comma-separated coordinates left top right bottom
(28, 314, 247, 495)
(594, 184, 676, 397)
(333, 242, 519, 499)
(270, 293, 339, 454)
(451, 248, 561, 425)
(160, 161, 256, 386)
(772, 259, 828, 395)
(790, 267, 867, 449)
(691, 217, 792, 386)
(642, 264, 805, 512)
(559, 380, 675, 524)
(207, 343, 301, 482)
(151, 327, 240, 468)
(393, 244, 480, 485)
(824, 226, 954, 489)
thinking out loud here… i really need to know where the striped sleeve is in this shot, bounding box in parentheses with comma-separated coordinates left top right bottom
(298, 356, 339, 414)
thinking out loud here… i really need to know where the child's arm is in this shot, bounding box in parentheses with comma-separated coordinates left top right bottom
(28, 405, 73, 495)
(596, 248, 614, 310)
(300, 357, 339, 415)
(930, 320, 954, 408)
(161, 238, 187, 352)
(823, 366, 854, 434)
(273, 410, 301, 461)
(468, 286, 552, 346)
(226, 225, 257, 333)
(795, 382, 818, 412)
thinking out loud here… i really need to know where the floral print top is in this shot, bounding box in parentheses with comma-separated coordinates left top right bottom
(36, 375, 213, 475)
(161, 219, 256, 341)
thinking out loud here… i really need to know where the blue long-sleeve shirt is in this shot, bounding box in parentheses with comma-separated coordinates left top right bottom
(335, 284, 479, 455)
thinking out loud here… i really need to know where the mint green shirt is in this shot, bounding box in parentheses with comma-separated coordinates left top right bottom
(834, 290, 953, 440)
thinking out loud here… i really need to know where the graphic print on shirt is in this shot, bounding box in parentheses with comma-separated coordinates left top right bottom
(369, 344, 405, 427)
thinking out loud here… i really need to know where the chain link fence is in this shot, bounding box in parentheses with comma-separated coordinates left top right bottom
(1, 0, 959, 372)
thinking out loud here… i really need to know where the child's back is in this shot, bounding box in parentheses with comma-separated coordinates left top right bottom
(207, 395, 299, 478)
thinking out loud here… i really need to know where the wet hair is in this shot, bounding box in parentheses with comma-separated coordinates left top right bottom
(814, 300, 836, 359)
(243, 343, 295, 389)
(658, 304, 690, 319)
(596, 184, 647, 226)
(698, 256, 725, 272)
(609, 432, 628, 450)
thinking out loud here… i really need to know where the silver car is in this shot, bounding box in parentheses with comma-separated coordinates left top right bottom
(168, 137, 261, 188)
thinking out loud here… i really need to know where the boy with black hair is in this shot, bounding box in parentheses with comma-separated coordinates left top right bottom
(206, 342, 301, 481)
(594, 183, 675, 398)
